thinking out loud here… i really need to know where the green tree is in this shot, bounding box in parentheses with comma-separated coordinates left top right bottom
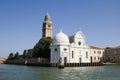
(23, 50, 27, 58)
(14, 52, 19, 59)
(33, 37, 52, 59)
(8, 53, 14, 60)
(18, 55, 24, 59)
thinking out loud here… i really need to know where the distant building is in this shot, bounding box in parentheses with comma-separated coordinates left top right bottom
(26, 49, 33, 58)
(104, 46, 120, 63)
(90, 46, 105, 63)
(0, 58, 6, 64)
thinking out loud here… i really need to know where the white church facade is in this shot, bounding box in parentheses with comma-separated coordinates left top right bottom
(50, 30, 91, 65)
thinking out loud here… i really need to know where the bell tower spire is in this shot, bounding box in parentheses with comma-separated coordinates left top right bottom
(42, 13, 52, 38)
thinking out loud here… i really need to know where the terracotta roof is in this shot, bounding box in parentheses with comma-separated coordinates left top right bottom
(90, 46, 104, 49)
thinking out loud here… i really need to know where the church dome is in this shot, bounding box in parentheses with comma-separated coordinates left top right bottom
(53, 30, 70, 45)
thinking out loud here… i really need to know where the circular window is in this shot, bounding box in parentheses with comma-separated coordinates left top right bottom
(64, 48, 67, 51)
(54, 48, 57, 51)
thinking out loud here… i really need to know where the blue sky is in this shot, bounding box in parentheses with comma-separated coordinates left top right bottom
(0, 0, 120, 58)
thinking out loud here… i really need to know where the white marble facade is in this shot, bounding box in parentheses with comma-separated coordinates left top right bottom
(50, 30, 91, 64)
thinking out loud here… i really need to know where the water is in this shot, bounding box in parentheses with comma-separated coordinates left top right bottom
(0, 64, 120, 80)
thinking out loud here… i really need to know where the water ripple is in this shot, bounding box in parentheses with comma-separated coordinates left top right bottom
(0, 64, 120, 80)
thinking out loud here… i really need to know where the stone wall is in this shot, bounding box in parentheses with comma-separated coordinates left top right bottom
(6, 58, 50, 66)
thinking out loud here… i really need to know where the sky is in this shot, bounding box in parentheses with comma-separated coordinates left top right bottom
(0, 0, 120, 58)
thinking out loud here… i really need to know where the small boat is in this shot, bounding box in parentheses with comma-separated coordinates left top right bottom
(58, 57, 64, 69)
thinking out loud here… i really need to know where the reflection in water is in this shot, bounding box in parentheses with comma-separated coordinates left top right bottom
(58, 67, 106, 80)
(0, 64, 120, 80)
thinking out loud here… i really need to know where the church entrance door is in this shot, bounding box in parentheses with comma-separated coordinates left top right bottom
(79, 57, 82, 63)
(64, 57, 67, 64)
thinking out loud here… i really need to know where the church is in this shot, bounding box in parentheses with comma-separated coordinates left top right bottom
(42, 13, 104, 67)
(51, 30, 91, 65)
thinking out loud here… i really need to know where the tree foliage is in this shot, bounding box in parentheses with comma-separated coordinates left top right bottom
(8, 53, 14, 60)
(8, 52, 23, 60)
(33, 37, 52, 59)
(14, 52, 19, 59)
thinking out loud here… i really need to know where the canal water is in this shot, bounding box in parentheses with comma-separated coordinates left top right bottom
(0, 64, 120, 80)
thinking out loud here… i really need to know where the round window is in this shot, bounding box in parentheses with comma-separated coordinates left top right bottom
(64, 48, 67, 51)
(78, 42, 81, 45)
(54, 48, 57, 51)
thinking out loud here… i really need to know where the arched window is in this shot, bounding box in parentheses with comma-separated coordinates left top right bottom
(78, 41, 81, 45)
(94, 51, 96, 54)
(72, 51, 74, 58)
(86, 51, 88, 58)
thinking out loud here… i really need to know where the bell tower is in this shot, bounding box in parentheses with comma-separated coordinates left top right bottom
(42, 13, 52, 38)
